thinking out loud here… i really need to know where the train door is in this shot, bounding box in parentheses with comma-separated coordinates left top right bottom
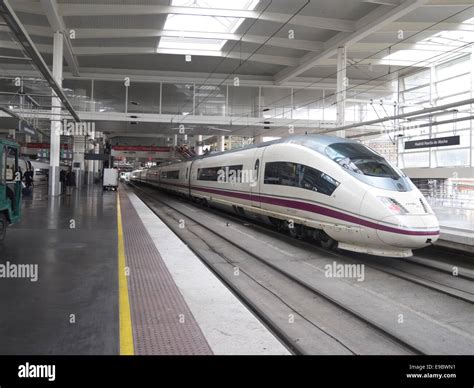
(187, 161, 193, 197)
(250, 147, 266, 208)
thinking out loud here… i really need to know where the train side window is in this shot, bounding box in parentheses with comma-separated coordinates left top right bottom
(264, 162, 298, 187)
(299, 165, 339, 196)
(162, 170, 180, 179)
(264, 161, 339, 196)
(197, 167, 220, 181)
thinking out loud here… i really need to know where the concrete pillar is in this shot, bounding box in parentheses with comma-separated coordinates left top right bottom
(72, 136, 85, 187)
(196, 134, 203, 156)
(94, 143, 100, 177)
(335, 46, 346, 138)
(173, 134, 178, 146)
(217, 135, 225, 152)
(48, 31, 63, 197)
(85, 140, 95, 185)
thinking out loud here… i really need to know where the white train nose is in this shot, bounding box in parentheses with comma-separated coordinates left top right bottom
(376, 214, 440, 248)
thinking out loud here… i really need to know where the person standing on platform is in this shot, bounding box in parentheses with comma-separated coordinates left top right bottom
(60, 169, 67, 195)
(66, 167, 76, 196)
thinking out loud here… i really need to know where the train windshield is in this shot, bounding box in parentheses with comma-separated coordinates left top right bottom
(325, 143, 414, 192)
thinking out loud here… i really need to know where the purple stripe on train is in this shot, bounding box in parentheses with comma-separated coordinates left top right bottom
(155, 180, 440, 237)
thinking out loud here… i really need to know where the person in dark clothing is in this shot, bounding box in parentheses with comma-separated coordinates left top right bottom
(65, 168, 76, 195)
(60, 169, 67, 194)
(24, 170, 33, 188)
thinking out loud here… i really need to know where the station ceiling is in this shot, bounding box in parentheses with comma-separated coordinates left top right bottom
(0, 0, 473, 140)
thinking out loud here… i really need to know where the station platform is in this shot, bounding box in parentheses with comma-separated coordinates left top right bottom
(0, 184, 288, 355)
(432, 207, 474, 253)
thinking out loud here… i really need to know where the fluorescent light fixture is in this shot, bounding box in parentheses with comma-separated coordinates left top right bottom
(158, 0, 259, 54)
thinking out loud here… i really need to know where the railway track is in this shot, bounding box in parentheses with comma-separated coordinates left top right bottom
(131, 182, 474, 304)
(128, 183, 474, 354)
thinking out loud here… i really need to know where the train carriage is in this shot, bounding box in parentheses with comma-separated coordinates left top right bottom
(133, 134, 440, 258)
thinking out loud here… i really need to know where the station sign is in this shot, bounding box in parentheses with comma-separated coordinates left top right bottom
(19, 120, 38, 137)
(84, 153, 110, 161)
(404, 135, 460, 150)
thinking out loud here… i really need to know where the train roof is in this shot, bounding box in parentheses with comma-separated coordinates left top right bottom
(199, 134, 353, 160)
(157, 134, 356, 167)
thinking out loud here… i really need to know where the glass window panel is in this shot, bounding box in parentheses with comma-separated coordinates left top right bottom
(434, 148, 469, 167)
(128, 82, 160, 114)
(261, 87, 292, 119)
(195, 85, 226, 116)
(436, 74, 470, 96)
(403, 70, 430, 89)
(401, 152, 430, 168)
(401, 86, 431, 105)
(161, 83, 194, 115)
(437, 55, 470, 80)
(437, 92, 471, 106)
(227, 86, 259, 117)
(93, 80, 125, 113)
(63, 79, 92, 111)
(264, 161, 340, 196)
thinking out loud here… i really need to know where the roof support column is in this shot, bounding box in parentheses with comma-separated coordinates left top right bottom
(217, 135, 225, 152)
(72, 136, 85, 187)
(196, 134, 203, 156)
(335, 46, 346, 138)
(48, 30, 63, 197)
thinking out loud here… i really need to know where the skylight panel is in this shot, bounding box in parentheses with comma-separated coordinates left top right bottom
(159, 37, 226, 51)
(382, 15, 474, 66)
(157, 0, 259, 54)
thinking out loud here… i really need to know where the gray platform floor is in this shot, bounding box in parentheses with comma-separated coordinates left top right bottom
(0, 186, 119, 354)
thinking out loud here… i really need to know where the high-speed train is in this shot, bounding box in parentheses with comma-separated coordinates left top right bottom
(132, 135, 439, 258)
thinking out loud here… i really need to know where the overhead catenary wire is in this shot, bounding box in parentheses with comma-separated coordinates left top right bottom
(169, 0, 275, 123)
(226, 4, 474, 136)
(239, 40, 473, 138)
(172, 0, 311, 127)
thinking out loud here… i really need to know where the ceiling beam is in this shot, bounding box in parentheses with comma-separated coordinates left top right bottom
(274, 0, 428, 84)
(426, 0, 474, 5)
(348, 42, 472, 53)
(0, 0, 80, 121)
(76, 46, 300, 67)
(363, 0, 402, 5)
(0, 40, 299, 66)
(0, 63, 394, 92)
(379, 21, 474, 32)
(9, 2, 356, 32)
(22, 26, 324, 52)
(40, 0, 80, 76)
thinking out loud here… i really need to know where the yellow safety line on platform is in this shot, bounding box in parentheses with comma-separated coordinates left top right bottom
(117, 193, 135, 355)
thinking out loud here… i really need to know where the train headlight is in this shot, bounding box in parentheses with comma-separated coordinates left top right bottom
(377, 196, 409, 215)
